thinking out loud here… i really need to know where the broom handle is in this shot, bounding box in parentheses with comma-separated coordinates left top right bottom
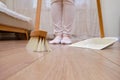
(35, 0, 42, 30)
(97, 0, 105, 38)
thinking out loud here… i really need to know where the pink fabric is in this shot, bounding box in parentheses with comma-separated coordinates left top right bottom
(51, 0, 75, 35)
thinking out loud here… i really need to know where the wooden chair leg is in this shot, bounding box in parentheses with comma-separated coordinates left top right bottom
(25, 31, 29, 40)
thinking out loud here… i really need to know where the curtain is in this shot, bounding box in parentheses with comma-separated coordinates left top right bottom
(4, 0, 100, 39)
(5, 0, 36, 24)
(74, 0, 100, 38)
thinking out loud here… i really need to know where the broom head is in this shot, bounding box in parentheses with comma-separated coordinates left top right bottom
(26, 30, 51, 52)
(30, 30, 47, 37)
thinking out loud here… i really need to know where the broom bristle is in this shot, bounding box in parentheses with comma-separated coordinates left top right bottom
(37, 38, 51, 52)
(45, 40, 52, 52)
(26, 37, 39, 51)
(41, 39, 45, 51)
(37, 38, 46, 52)
(37, 38, 42, 52)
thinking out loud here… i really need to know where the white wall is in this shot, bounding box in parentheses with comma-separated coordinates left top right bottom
(101, 0, 120, 37)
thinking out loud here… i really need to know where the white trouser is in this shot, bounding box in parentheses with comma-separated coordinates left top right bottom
(51, 0, 75, 36)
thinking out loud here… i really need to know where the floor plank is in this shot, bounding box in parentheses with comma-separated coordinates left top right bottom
(0, 41, 46, 80)
(94, 42, 120, 66)
(0, 40, 120, 80)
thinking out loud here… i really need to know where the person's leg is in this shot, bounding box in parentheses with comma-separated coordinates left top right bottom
(50, 0, 63, 44)
(61, 0, 75, 44)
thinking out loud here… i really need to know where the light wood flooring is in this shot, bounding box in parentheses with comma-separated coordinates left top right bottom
(0, 40, 120, 80)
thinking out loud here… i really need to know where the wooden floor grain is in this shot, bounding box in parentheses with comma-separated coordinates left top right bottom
(0, 40, 120, 80)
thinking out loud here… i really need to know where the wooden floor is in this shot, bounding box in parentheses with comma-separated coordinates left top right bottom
(0, 40, 120, 80)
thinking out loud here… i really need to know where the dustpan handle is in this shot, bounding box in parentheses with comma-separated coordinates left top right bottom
(35, 0, 42, 30)
(97, 0, 105, 38)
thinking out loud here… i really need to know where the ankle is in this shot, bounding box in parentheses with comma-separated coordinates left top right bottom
(63, 33, 70, 36)
(55, 33, 62, 37)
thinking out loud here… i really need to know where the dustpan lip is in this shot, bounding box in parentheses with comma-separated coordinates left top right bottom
(69, 37, 119, 50)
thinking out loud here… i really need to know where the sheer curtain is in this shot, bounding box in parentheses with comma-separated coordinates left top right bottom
(73, 0, 100, 38)
(5, 0, 36, 24)
(4, 0, 100, 39)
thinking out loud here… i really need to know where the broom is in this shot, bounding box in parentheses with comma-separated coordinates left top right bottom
(26, 0, 51, 52)
(97, 0, 105, 38)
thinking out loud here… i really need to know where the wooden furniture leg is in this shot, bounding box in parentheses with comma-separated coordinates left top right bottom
(0, 24, 29, 40)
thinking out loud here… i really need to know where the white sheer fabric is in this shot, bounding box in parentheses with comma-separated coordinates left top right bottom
(5, 0, 36, 24)
(74, 0, 100, 38)
(4, 0, 100, 39)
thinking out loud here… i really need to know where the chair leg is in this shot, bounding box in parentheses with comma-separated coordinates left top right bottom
(25, 31, 29, 40)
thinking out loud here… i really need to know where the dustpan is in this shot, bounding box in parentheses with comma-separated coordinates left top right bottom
(69, 0, 118, 50)
(70, 37, 118, 50)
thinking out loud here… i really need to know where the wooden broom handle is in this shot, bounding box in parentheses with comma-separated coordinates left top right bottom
(97, 0, 105, 38)
(35, 0, 42, 30)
